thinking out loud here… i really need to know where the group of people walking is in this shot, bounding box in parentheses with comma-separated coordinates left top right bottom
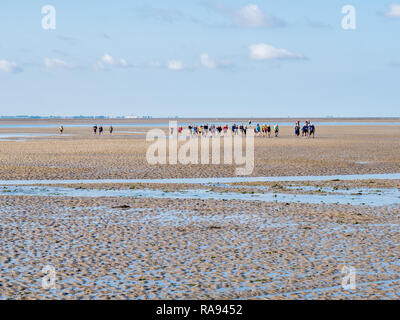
(173, 122, 281, 137)
(180, 124, 249, 136)
(58, 121, 316, 138)
(254, 124, 280, 137)
(294, 121, 315, 138)
(58, 124, 114, 135)
(173, 121, 316, 138)
(92, 125, 113, 135)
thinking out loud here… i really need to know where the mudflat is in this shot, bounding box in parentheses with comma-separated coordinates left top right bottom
(1, 119, 399, 299)
(1, 195, 399, 299)
(0, 119, 400, 180)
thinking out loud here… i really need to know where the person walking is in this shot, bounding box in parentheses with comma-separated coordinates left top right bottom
(309, 123, 315, 138)
(274, 124, 279, 137)
(256, 124, 261, 136)
(295, 121, 300, 137)
(302, 122, 309, 137)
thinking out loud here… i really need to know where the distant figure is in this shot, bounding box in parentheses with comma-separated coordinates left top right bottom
(204, 124, 209, 136)
(59, 125, 64, 134)
(267, 124, 271, 138)
(295, 121, 300, 137)
(262, 124, 267, 137)
(255, 124, 261, 136)
(93, 125, 97, 134)
(109, 126, 113, 134)
(210, 124, 215, 135)
(99, 126, 103, 135)
(309, 123, 315, 138)
(274, 124, 279, 137)
(302, 121, 309, 137)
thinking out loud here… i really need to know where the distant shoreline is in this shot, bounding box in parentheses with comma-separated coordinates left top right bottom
(1, 117, 400, 125)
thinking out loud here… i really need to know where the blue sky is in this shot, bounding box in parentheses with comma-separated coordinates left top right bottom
(0, 0, 399, 117)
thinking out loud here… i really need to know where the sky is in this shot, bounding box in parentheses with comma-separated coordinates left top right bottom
(0, 0, 399, 118)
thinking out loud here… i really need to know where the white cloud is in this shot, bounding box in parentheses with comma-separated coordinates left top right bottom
(0, 59, 20, 73)
(249, 43, 304, 60)
(43, 58, 73, 69)
(385, 4, 400, 18)
(215, 4, 286, 28)
(234, 4, 267, 27)
(97, 53, 129, 69)
(200, 54, 217, 69)
(102, 53, 115, 64)
(167, 60, 184, 70)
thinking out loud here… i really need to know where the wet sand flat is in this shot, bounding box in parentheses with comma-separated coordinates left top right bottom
(1, 196, 399, 299)
(1, 119, 399, 300)
(0, 120, 400, 180)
